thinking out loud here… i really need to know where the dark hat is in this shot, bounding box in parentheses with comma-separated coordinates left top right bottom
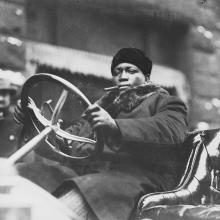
(111, 48, 152, 77)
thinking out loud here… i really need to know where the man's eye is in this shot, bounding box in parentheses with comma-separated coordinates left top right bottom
(128, 69, 137, 74)
(113, 70, 120, 76)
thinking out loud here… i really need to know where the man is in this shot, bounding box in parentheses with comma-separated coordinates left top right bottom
(52, 48, 189, 220)
(0, 76, 21, 157)
(15, 48, 188, 220)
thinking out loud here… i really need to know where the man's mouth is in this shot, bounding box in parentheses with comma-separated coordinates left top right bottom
(104, 83, 131, 91)
(118, 83, 131, 90)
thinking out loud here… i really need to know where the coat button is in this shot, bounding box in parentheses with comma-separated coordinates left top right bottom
(9, 135, 15, 141)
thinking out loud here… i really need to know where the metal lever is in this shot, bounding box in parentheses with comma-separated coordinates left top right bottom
(210, 169, 220, 204)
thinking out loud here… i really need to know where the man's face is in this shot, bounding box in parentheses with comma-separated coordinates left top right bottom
(112, 63, 146, 89)
(0, 90, 11, 109)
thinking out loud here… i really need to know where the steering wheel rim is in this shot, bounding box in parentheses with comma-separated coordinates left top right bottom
(21, 73, 104, 160)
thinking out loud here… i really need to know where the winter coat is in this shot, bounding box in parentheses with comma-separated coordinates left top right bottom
(0, 110, 21, 157)
(66, 82, 189, 220)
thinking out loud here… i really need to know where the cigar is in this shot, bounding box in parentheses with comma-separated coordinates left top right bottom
(104, 83, 131, 91)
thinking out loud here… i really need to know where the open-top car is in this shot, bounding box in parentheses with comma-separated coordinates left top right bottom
(2, 73, 220, 220)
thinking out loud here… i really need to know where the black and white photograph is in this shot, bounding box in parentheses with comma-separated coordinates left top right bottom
(0, 0, 220, 219)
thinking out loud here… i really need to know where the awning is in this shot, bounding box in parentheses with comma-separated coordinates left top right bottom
(26, 41, 190, 103)
(26, 41, 112, 79)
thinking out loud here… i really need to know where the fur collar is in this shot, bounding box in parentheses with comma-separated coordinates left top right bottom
(97, 82, 168, 117)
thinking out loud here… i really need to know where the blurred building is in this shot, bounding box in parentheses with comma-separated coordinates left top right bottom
(1, 0, 220, 129)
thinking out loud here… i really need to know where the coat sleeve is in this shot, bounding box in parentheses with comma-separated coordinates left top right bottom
(115, 94, 188, 146)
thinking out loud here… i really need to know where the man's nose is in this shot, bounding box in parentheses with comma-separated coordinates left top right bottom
(119, 70, 128, 82)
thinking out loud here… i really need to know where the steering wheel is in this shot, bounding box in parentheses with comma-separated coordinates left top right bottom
(20, 73, 103, 160)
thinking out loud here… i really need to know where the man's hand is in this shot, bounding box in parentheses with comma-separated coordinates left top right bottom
(82, 104, 119, 135)
(14, 99, 25, 124)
